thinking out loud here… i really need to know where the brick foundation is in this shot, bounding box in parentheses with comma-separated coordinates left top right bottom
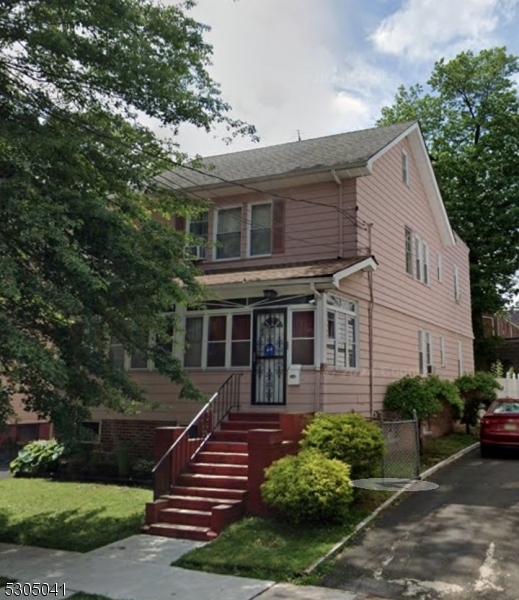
(424, 401, 457, 439)
(100, 419, 177, 461)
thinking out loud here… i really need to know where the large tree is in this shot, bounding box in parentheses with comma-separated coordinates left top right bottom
(377, 47, 519, 369)
(0, 0, 254, 435)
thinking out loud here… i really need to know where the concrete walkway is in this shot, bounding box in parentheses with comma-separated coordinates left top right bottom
(0, 535, 369, 600)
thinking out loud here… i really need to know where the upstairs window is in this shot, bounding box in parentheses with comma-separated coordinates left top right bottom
(187, 211, 209, 260)
(402, 151, 409, 186)
(405, 228, 429, 284)
(405, 228, 413, 275)
(454, 266, 461, 302)
(249, 203, 272, 256)
(437, 253, 443, 282)
(439, 334, 446, 367)
(457, 341, 463, 376)
(215, 207, 242, 260)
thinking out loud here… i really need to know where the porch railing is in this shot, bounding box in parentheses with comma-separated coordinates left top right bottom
(152, 373, 242, 499)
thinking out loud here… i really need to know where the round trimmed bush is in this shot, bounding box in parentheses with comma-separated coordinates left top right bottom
(300, 413, 385, 479)
(261, 450, 354, 524)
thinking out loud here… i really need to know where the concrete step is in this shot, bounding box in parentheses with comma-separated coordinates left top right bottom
(170, 486, 247, 500)
(228, 412, 280, 422)
(196, 451, 248, 465)
(211, 430, 248, 443)
(164, 494, 241, 511)
(221, 421, 280, 431)
(189, 462, 248, 476)
(145, 522, 210, 541)
(159, 507, 212, 528)
(204, 441, 248, 453)
(178, 473, 248, 490)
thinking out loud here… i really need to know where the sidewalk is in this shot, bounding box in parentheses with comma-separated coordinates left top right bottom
(0, 535, 366, 600)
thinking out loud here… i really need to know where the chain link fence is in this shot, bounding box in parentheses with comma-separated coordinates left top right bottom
(373, 411, 420, 479)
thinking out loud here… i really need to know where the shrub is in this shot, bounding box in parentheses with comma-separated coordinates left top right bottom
(455, 372, 502, 432)
(301, 413, 384, 479)
(9, 439, 65, 476)
(422, 375, 464, 419)
(131, 458, 155, 481)
(261, 450, 354, 524)
(384, 375, 440, 421)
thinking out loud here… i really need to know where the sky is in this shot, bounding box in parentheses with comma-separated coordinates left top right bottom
(162, 0, 519, 158)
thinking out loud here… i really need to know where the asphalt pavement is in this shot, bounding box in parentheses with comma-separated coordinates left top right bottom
(321, 447, 519, 600)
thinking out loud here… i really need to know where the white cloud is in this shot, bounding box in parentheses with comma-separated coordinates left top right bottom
(371, 0, 519, 62)
(161, 0, 383, 156)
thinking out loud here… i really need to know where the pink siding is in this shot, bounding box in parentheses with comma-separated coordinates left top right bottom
(356, 138, 473, 347)
(200, 180, 358, 272)
(91, 369, 318, 426)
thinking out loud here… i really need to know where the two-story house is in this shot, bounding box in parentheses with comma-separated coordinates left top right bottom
(86, 120, 474, 457)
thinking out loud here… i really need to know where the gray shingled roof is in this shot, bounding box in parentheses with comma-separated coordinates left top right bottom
(162, 121, 415, 189)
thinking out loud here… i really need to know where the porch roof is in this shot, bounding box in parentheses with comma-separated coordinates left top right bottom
(196, 256, 377, 288)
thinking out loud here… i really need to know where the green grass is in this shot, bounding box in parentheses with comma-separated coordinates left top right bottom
(0, 478, 151, 552)
(177, 432, 478, 582)
(421, 431, 478, 471)
(175, 489, 392, 582)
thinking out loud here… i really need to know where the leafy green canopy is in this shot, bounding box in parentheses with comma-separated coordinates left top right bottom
(377, 48, 519, 367)
(0, 0, 255, 436)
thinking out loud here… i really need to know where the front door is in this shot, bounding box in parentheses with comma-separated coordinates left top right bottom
(252, 308, 287, 405)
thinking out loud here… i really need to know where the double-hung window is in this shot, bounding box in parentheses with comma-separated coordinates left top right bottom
(215, 207, 242, 260)
(405, 228, 429, 284)
(402, 151, 409, 185)
(187, 211, 209, 260)
(418, 329, 433, 375)
(249, 203, 272, 256)
(184, 313, 251, 368)
(291, 311, 315, 365)
(326, 295, 358, 369)
(454, 266, 461, 302)
(439, 334, 446, 367)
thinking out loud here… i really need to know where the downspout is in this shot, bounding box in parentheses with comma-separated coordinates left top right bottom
(331, 170, 343, 257)
(367, 223, 374, 417)
(311, 282, 323, 412)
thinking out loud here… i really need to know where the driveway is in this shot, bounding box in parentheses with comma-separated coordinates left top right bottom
(321, 448, 519, 600)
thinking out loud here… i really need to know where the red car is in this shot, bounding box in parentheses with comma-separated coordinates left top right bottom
(480, 398, 519, 458)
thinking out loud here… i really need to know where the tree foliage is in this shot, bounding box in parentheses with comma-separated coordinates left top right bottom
(378, 48, 519, 367)
(0, 0, 255, 435)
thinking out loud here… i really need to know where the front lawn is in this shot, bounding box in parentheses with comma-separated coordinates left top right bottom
(0, 478, 150, 552)
(177, 432, 478, 582)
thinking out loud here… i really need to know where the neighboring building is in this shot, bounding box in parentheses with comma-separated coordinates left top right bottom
(84, 120, 474, 458)
(483, 314, 519, 339)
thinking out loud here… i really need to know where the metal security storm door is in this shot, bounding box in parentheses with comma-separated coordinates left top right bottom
(252, 308, 287, 405)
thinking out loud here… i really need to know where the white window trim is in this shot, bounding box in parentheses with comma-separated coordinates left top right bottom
(454, 266, 461, 303)
(402, 150, 410, 186)
(323, 293, 359, 371)
(437, 252, 443, 282)
(407, 228, 430, 285)
(289, 307, 317, 368)
(183, 309, 253, 370)
(246, 200, 273, 259)
(418, 329, 433, 375)
(213, 204, 243, 262)
(439, 334, 446, 367)
(457, 341, 463, 376)
(80, 421, 102, 444)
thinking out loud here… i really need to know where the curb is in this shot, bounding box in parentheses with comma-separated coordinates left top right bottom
(303, 441, 479, 575)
